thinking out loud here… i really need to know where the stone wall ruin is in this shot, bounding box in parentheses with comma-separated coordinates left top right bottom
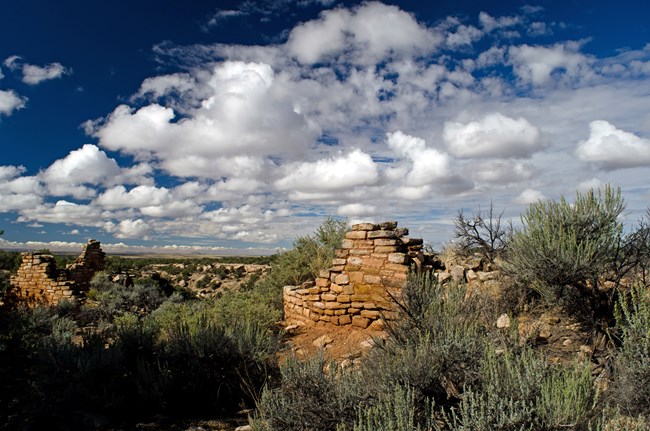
(283, 221, 428, 330)
(10, 239, 105, 305)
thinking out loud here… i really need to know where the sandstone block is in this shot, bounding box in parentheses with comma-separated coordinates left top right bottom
(352, 316, 371, 328)
(378, 221, 398, 230)
(352, 223, 377, 231)
(321, 293, 337, 301)
(384, 263, 409, 273)
(318, 269, 331, 279)
(367, 230, 396, 239)
(339, 315, 352, 325)
(349, 249, 371, 256)
(330, 283, 343, 293)
(334, 274, 350, 285)
(345, 231, 367, 239)
(335, 249, 349, 258)
(316, 277, 330, 287)
(361, 310, 380, 319)
(363, 274, 381, 284)
(374, 238, 398, 246)
(342, 239, 355, 249)
(362, 258, 384, 268)
(374, 246, 398, 254)
(313, 302, 326, 310)
(332, 258, 347, 266)
(348, 307, 361, 315)
(347, 256, 363, 266)
(337, 295, 351, 303)
(388, 253, 407, 264)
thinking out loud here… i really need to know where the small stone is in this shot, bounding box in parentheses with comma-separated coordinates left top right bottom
(450, 266, 465, 281)
(313, 335, 334, 349)
(562, 338, 573, 346)
(496, 313, 510, 329)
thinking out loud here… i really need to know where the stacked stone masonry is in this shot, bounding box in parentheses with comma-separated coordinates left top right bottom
(284, 221, 426, 329)
(10, 239, 105, 305)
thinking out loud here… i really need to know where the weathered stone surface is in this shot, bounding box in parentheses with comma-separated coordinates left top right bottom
(367, 230, 396, 239)
(334, 274, 350, 285)
(450, 266, 465, 281)
(352, 223, 377, 231)
(352, 316, 371, 328)
(345, 231, 367, 240)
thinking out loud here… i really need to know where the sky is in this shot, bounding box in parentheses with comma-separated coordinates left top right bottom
(1, 0, 649, 255)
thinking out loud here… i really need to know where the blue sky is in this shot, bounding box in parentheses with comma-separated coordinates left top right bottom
(1, 0, 649, 254)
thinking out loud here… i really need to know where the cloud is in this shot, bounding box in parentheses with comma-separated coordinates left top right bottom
(515, 188, 547, 204)
(287, 2, 441, 65)
(21, 62, 70, 85)
(91, 61, 314, 176)
(443, 113, 542, 158)
(387, 131, 452, 185)
(109, 219, 152, 239)
(3, 55, 21, 70)
(4, 56, 70, 85)
(478, 11, 522, 33)
(0, 89, 27, 116)
(472, 160, 537, 185)
(508, 42, 594, 86)
(275, 149, 379, 192)
(337, 203, 377, 217)
(576, 120, 650, 170)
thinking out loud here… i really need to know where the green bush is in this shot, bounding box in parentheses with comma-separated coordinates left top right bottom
(353, 385, 435, 431)
(611, 284, 650, 416)
(443, 346, 596, 431)
(505, 185, 625, 313)
(366, 273, 487, 408)
(252, 355, 366, 431)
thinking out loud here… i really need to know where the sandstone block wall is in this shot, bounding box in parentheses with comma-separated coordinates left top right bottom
(284, 221, 425, 329)
(10, 239, 105, 305)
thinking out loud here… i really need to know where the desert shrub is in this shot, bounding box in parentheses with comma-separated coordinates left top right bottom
(443, 346, 596, 431)
(505, 185, 625, 314)
(453, 201, 511, 265)
(87, 276, 166, 320)
(252, 355, 367, 431)
(353, 385, 435, 431)
(610, 283, 650, 416)
(0, 249, 20, 271)
(366, 273, 487, 408)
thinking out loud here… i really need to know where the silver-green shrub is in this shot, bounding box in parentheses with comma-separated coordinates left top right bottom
(505, 185, 624, 308)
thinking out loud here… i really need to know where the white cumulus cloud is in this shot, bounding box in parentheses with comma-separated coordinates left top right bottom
(576, 120, 650, 170)
(0, 89, 26, 116)
(275, 149, 379, 193)
(443, 113, 541, 158)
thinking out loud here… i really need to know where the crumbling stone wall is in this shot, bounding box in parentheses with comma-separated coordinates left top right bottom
(284, 222, 426, 329)
(10, 239, 105, 305)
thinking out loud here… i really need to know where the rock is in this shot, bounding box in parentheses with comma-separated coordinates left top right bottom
(435, 272, 451, 283)
(466, 269, 478, 282)
(312, 335, 334, 349)
(496, 313, 510, 329)
(235, 426, 253, 431)
(562, 338, 573, 346)
(450, 266, 465, 281)
(537, 329, 552, 342)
